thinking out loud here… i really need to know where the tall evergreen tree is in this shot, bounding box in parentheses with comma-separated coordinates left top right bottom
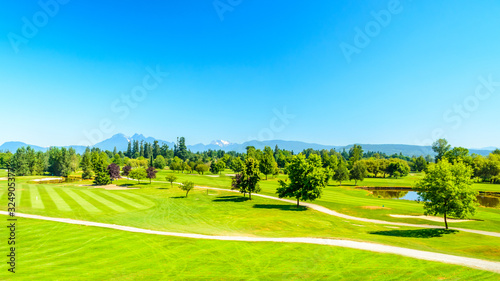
(153, 140, 160, 159)
(81, 148, 94, 179)
(126, 142, 132, 158)
(333, 160, 350, 186)
(174, 137, 188, 161)
(260, 146, 278, 180)
(139, 140, 144, 157)
(132, 140, 139, 158)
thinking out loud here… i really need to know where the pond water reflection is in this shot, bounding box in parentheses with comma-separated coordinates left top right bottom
(371, 190, 499, 208)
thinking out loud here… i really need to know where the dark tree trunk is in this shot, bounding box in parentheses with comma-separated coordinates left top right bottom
(297, 198, 299, 207)
(249, 192, 252, 200)
(444, 212, 448, 229)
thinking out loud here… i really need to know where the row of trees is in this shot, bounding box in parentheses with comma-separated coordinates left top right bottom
(7, 147, 79, 177)
(432, 139, 500, 184)
(3, 137, 498, 186)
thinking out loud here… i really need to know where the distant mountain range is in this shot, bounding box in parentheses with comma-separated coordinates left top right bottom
(0, 133, 496, 157)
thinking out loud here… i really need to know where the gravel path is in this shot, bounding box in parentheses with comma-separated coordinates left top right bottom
(2, 211, 499, 273)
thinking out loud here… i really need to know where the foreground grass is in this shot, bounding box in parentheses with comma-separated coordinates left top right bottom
(0, 218, 497, 280)
(2, 179, 500, 262)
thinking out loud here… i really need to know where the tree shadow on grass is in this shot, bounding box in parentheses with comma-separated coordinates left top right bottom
(116, 184, 135, 187)
(252, 204, 307, 211)
(369, 228, 458, 238)
(212, 196, 250, 202)
(170, 196, 186, 199)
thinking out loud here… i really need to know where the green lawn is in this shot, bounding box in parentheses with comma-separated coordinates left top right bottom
(2, 179, 499, 262)
(0, 169, 8, 178)
(154, 169, 500, 233)
(0, 218, 497, 280)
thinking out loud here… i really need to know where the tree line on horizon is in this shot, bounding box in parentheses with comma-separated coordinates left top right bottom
(1, 137, 497, 229)
(1, 137, 499, 187)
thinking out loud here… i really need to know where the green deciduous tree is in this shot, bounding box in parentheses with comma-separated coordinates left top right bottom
(350, 161, 367, 185)
(333, 160, 349, 185)
(195, 163, 209, 175)
(260, 146, 278, 180)
(276, 154, 328, 207)
(170, 156, 183, 173)
(231, 157, 261, 199)
(413, 156, 428, 172)
(165, 174, 177, 188)
(129, 168, 147, 184)
(153, 155, 166, 169)
(386, 159, 410, 178)
(432, 138, 451, 163)
(179, 181, 195, 197)
(348, 144, 363, 166)
(230, 157, 244, 173)
(210, 160, 221, 175)
(415, 160, 478, 229)
(112, 154, 122, 166)
(444, 147, 472, 166)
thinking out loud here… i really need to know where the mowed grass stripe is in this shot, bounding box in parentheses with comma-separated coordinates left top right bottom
(79, 190, 127, 212)
(99, 191, 148, 209)
(29, 185, 45, 209)
(16, 187, 22, 207)
(117, 192, 155, 206)
(44, 186, 72, 211)
(19, 184, 30, 208)
(62, 189, 101, 213)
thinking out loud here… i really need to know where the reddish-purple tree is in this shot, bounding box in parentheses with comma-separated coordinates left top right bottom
(108, 163, 121, 181)
(122, 165, 132, 177)
(146, 166, 158, 184)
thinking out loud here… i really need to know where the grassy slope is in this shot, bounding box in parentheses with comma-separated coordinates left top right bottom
(2, 180, 499, 262)
(0, 218, 497, 281)
(156, 170, 500, 233)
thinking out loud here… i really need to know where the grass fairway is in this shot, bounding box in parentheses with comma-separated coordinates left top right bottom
(154, 170, 500, 233)
(1, 217, 498, 280)
(2, 180, 500, 262)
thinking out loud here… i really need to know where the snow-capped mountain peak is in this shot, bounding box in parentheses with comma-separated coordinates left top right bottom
(210, 140, 231, 147)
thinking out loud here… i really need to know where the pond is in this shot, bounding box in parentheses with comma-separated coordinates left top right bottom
(370, 190, 500, 208)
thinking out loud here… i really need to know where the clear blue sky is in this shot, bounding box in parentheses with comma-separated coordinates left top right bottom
(1, 0, 499, 148)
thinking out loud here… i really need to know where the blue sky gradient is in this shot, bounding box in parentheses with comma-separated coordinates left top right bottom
(1, 0, 499, 148)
